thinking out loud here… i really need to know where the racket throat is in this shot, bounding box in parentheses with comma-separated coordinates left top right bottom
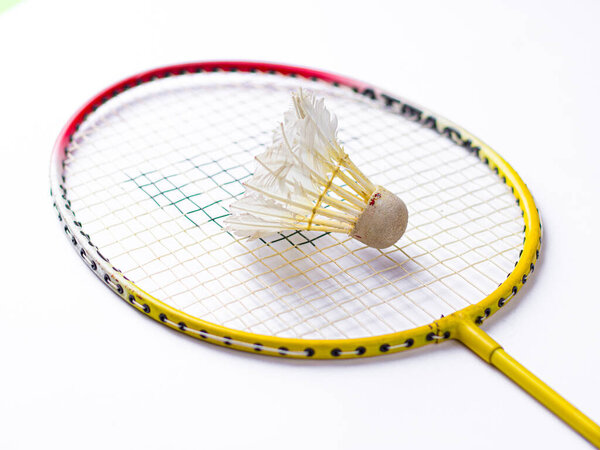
(454, 319, 502, 363)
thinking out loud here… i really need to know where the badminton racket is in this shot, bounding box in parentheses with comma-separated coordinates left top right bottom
(49, 61, 600, 446)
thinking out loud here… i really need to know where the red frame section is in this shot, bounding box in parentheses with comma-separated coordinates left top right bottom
(53, 61, 372, 162)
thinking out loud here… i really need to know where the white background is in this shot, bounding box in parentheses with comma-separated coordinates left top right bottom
(1, 1, 599, 449)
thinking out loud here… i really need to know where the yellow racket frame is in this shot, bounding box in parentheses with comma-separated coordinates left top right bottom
(50, 62, 600, 446)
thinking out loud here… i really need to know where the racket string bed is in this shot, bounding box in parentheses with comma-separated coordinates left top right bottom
(62, 72, 524, 341)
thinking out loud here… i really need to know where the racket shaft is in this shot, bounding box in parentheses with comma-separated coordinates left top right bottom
(457, 321, 600, 447)
(491, 349, 600, 447)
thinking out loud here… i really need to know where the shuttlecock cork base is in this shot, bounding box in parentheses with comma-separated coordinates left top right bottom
(225, 89, 409, 249)
(350, 186, 408, 249)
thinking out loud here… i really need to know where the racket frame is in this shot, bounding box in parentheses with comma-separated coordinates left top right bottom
(50, 61, 541, 359)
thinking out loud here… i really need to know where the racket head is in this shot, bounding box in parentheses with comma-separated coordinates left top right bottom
(50, 61, 541, 358)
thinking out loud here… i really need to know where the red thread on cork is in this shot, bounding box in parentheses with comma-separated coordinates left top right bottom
(369, 193, 381, 206)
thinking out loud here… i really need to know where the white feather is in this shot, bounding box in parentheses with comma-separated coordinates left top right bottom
(224, 89, 373, 240)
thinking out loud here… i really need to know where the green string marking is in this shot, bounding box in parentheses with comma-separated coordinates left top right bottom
(123, 126, 359, 249)
(127, 154, 331, 248)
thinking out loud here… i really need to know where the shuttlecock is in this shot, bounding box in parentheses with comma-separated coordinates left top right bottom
(224, 89, 408, 249)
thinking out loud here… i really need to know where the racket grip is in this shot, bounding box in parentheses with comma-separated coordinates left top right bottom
(456, 321, 600, 447)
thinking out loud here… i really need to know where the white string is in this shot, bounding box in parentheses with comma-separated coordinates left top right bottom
(64, 72, 525, 340)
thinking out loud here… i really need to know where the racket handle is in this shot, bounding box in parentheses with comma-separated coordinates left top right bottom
(456, 321, 600, 447)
